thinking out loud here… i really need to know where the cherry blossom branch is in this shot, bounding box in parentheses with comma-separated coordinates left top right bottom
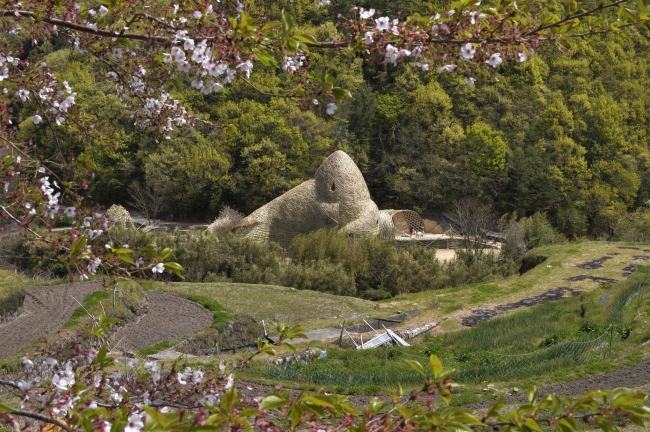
(6, 409, 71, 431)
(570, 22, 635, 37)
(0, 10, 173, 43)
(236, 74, 286, 98)
(30, 90, 69, 168)
(120, 12, 179, 33)
(525, 0, 627, 35)
(0, 205, 43, 239)
(0, 378, 21, 390)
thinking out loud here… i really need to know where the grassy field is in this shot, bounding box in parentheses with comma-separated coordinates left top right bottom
(3, 241, 650, 399)
(240, 268, 650, 399)
(239, 242, 650, 399)
(165, 282, 397, 332)
(384, 241, 650, 332)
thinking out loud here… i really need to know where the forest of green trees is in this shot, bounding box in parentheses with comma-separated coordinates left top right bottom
(12, 0, 650, 239)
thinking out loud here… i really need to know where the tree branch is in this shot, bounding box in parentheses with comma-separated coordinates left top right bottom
(236, 74, 286, 97)
(0, 205, 43, 239)
(0, 10, 173, 44)
(0, 378, 21, 391)
(524, 0, 627, 36)
(8, 409, 71, 431)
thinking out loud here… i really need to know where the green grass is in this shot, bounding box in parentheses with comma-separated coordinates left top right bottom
(61, 279, 147, 330)
(184, 295, 230, 331)
(0, 269, 24, 320)
(64, 290, 111, 328)
(385, 241, 650, 331)
(242, 262, 650, 392)
(166, 282, 396, 332)
(137, 340, 175, 356)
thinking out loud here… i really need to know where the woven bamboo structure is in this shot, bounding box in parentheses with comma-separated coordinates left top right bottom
(231, 151, 379, 247)
(105, 204, 134, 228)
(378, 210, 425, 240)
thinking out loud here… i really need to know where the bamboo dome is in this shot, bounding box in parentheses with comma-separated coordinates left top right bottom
(231, 151, 380, 247)
(378, 210, 425, 240)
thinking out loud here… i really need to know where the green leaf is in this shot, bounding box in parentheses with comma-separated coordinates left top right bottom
(558, 417, 577, 431)
(113, 248, 133, 254)
(524, 418, 543, 432)
(117, 254, 135, 265)
(259, 395, 289, 411)
(630, 415, 646, 427)
(255, 50, 278, 67)
(331, 87, 352, 102)
(302, 395, 336, 408)
(527, 386, 539, 405)
(292, 33, 318, 44)
(261, 21, 282, 31)
(70, 236, 87, 255)
(404, 359, 426, 377)
(625, 406, 650, 418)
(77, 153, 99, 171)
(613, 394, 647, 407)
(429, 355, 443, 375)
(163, 262, 184, 271)
(487, 396, 504, 417)
(240, 13, 254, 32)
(281, 9, 295, 34)
(290, 404, 302, 430)
(221, 386, 237, 412)
(0, 404, 13, 413)
(239, 408, 259, 417)
(551, 394, 562, 415)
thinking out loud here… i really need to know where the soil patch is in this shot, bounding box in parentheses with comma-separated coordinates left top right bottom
(176, 315, 265, 356)
(624, 264, 642, 272)
(633, 255, 650, 260)
(462, 288, 580, 327)
(565, 275, 617, 283)
(575, 256, 612, 269)
(0, 281, 104, 360)
(619, 246, 642, 250)
(114, 291, 213, 351)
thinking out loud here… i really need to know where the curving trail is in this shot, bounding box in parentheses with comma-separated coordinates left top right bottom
(113, 291, 213, 351)
(0, 281, 104, 360)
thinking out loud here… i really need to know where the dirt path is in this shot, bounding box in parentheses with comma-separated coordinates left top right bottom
(0, 281, 104, 360)
(113, 291, 213, 351)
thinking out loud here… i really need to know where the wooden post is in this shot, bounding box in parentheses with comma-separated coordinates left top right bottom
(308, 347, 312, 385)
(384, 344, 388, 388)
(338, 321, 345, 346)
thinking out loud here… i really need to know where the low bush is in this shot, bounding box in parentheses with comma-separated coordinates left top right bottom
(4, 225, 519, 300)
(520, 212, 566, 248)
(613, 205, 650, 242)
(519, 251, 548, 274)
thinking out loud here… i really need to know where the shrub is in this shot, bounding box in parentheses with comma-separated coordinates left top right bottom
(519, 251, 548, 274)
(519, 212, 566, 248)
(613, 205, 650, 242)
(279, 261, 356, 296)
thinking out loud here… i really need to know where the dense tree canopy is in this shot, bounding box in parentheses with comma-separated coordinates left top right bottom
(1, 0, 650, 283)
